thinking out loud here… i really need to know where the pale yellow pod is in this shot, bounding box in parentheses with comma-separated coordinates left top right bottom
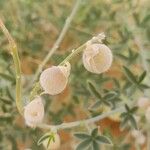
(24, 97, 44, 127)
(43, 133, 60, 150)
(40, 63, 71, 95)
(82, 44, 113, 74)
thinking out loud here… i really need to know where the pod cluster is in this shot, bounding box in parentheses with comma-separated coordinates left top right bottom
(23, 40, 113, 128)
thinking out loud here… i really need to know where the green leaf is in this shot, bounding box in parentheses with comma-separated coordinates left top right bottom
(74, 133, 91, 140)
(103, 92, 118, 101)
(90, 100, 101, 110)
(139, 84, 150, 90)
(120, 112, 127, 118)
(123, 66, 137, 84)
(96, 135, 112, 145)
(125, 104, 130, 112)
(0, 97, 12, 105)
(128, 115, 138, 129)
(130, 107, 138, 113)
(92, 141, 100, 150)
(138, 71, 146, 83)
(142, 14, 150, 24)
(37, 134, 50, 146)
(76, 139, 91, 150)
(87, 81, 102, 99)
(0, 73, 15, 82)
(6, 87, 14, 101)
(120, 116, 129, 129)
(91, 128, 98, 137)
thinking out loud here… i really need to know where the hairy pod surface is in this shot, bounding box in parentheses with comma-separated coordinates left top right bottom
(24, 97, 44, 127)
(82, 44, 113, 74)
(40, 63, 71, 95)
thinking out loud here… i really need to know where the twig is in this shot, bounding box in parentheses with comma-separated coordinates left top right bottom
(0, 19, 23, 115)
(32, 0, 82, 83)
(37, 106, 125, 130)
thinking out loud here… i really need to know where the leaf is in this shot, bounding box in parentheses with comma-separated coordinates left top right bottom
(120, 112, 127, 118)
(103, 92, 117, 101)
(130, 107, 138, 113)
(87, 81, 102, 99)
(125, 104, 130, 112)
(128, 115, 138, 129)
(37, 134, 50, 146)
(139, 84, 150, 90)
(91, 128, 98, 137)
(74, 133, 91, 140)
(0, 73, 15, 82)
(142, 14, 150, 24)
(138, 71, 146, 83)
(76, 139, 91, 150)
(6, 87, 14, 101)
(120, 116, 129, 129)
(92, 141, 100, 150)
(123, 66, 137, 84)
(96, 135, 112, 145)
(0, 97, 12, 105)
(90, 100, 101, 110)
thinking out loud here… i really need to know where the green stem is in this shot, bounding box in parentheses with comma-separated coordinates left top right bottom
(0, 19, 23, 115)
(59, 44, 86, 65)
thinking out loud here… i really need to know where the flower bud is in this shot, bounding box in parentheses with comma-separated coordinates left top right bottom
(40, 62, 70, 95)
(43, 133, 60, 150)
(137, 97, 150, 109)
(24, 97, 44, 127)
(145, 106, 150, 122)
(82, 44, 113, 74)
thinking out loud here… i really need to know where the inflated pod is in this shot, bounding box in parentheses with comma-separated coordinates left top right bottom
(82, 44, 113, 74)
(40, 62, 71, 95)
(24, 97, 44, 127)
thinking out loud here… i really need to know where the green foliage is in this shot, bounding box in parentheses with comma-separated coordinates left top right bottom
(120, 104, 138, 129)
(74, 128, 112, 150)
(0, 0, 150, 149)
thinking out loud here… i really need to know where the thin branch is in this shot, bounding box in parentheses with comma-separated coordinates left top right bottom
(32, 0, 82, 83)
(0, 19, 23, 115)
(37, 106, 125, 130)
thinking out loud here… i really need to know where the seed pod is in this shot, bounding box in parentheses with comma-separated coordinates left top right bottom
(145, 106, 150, 122)
(40, 62, 71, 95)
(82, 44, 113, 74)
(43, 133, 60, 150)
(137, 97, 150, 109)
(24, 97, 44, 127)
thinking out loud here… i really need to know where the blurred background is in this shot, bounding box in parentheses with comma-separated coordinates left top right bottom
(0, 0, 150, 149)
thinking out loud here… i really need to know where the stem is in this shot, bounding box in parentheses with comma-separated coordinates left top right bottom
(37, 106, 125, 130)
(33, 0, 82, 83)
(0, 19, 23, 115)
(59, 44, 85, 65)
